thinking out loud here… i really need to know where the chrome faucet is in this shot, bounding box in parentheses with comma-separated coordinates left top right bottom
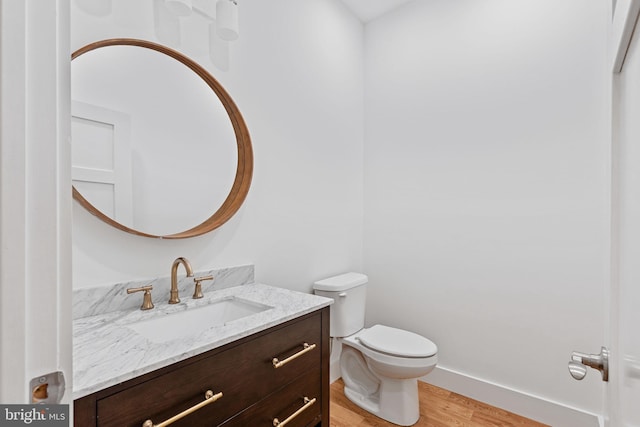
(169, 257, 194, 304)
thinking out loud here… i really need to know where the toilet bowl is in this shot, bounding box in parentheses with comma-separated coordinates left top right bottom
(313, 273, 438, 426)
(340, 325, 437, 426)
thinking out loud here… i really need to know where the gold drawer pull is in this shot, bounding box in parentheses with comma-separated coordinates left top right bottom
(272, 397, 316, 427)
(272, 343, 317, 368)
(142, 390, 223, 427)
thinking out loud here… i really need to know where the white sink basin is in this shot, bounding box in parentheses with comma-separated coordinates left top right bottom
(128, 297, 273, 343)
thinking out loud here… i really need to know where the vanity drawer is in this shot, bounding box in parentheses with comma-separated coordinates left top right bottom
(220, 369, 322, 427)
(96, 312, 322, 427)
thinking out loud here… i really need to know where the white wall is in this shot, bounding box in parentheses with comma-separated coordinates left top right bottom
(363, 0, 609, 418)
(71, 0, 364, 292)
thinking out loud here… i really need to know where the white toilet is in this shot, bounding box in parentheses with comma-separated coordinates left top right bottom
(313, 272, 437, 426)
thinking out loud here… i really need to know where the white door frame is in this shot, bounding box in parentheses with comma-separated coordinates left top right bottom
(608, 1, 640, 426)
(0, 0, 72, 409)
(611, 0, 640, 73)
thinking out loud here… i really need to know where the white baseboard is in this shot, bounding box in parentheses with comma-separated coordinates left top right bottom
(422, 366, 600, 427)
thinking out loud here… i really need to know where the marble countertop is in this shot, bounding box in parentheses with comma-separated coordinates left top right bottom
(73, 283, 333, 399)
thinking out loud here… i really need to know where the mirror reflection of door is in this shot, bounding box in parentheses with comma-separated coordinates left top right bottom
(72, 101, 133, 226)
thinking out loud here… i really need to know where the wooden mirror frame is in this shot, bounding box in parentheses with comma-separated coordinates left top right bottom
(71, 38, 253, 239)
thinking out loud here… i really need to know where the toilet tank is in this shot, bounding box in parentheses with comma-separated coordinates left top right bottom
(313, 272, 367, 338)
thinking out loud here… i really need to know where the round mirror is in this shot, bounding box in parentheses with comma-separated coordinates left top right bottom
(71, 39, 252, 238)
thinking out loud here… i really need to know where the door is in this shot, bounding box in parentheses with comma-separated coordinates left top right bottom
(0, 0, 72, 412)
(610, 0, 640, 425)
(71, 101, 133, 225)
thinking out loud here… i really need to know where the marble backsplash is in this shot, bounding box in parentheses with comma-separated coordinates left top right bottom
(73, 264, 254, 319)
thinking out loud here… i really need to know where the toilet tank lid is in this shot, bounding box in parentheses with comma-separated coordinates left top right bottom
(313, 272, 368, 291)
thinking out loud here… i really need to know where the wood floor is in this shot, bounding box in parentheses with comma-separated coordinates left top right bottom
(330, 379, 549, 427)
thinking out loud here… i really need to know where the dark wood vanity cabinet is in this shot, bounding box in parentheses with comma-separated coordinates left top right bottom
(74, 307, 330, 427)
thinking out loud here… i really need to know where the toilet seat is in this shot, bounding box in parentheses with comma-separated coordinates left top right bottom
(357, 325, 437, 358)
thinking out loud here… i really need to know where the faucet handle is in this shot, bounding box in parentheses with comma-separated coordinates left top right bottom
(193, 275, 214, 299)
(126, 285, 155, 310)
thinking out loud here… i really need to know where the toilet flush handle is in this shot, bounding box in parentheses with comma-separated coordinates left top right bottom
(338, 292, 347, 297)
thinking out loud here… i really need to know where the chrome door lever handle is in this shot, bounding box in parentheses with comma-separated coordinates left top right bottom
(568, 346, 609, 382)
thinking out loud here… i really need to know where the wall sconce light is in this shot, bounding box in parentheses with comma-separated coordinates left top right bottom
(216, 0, 238, 41)
(163, 0, 240, 41)
(164, 0, 193, 17)
(75, 0, 112, 17)
(155, 0, 239, 69)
